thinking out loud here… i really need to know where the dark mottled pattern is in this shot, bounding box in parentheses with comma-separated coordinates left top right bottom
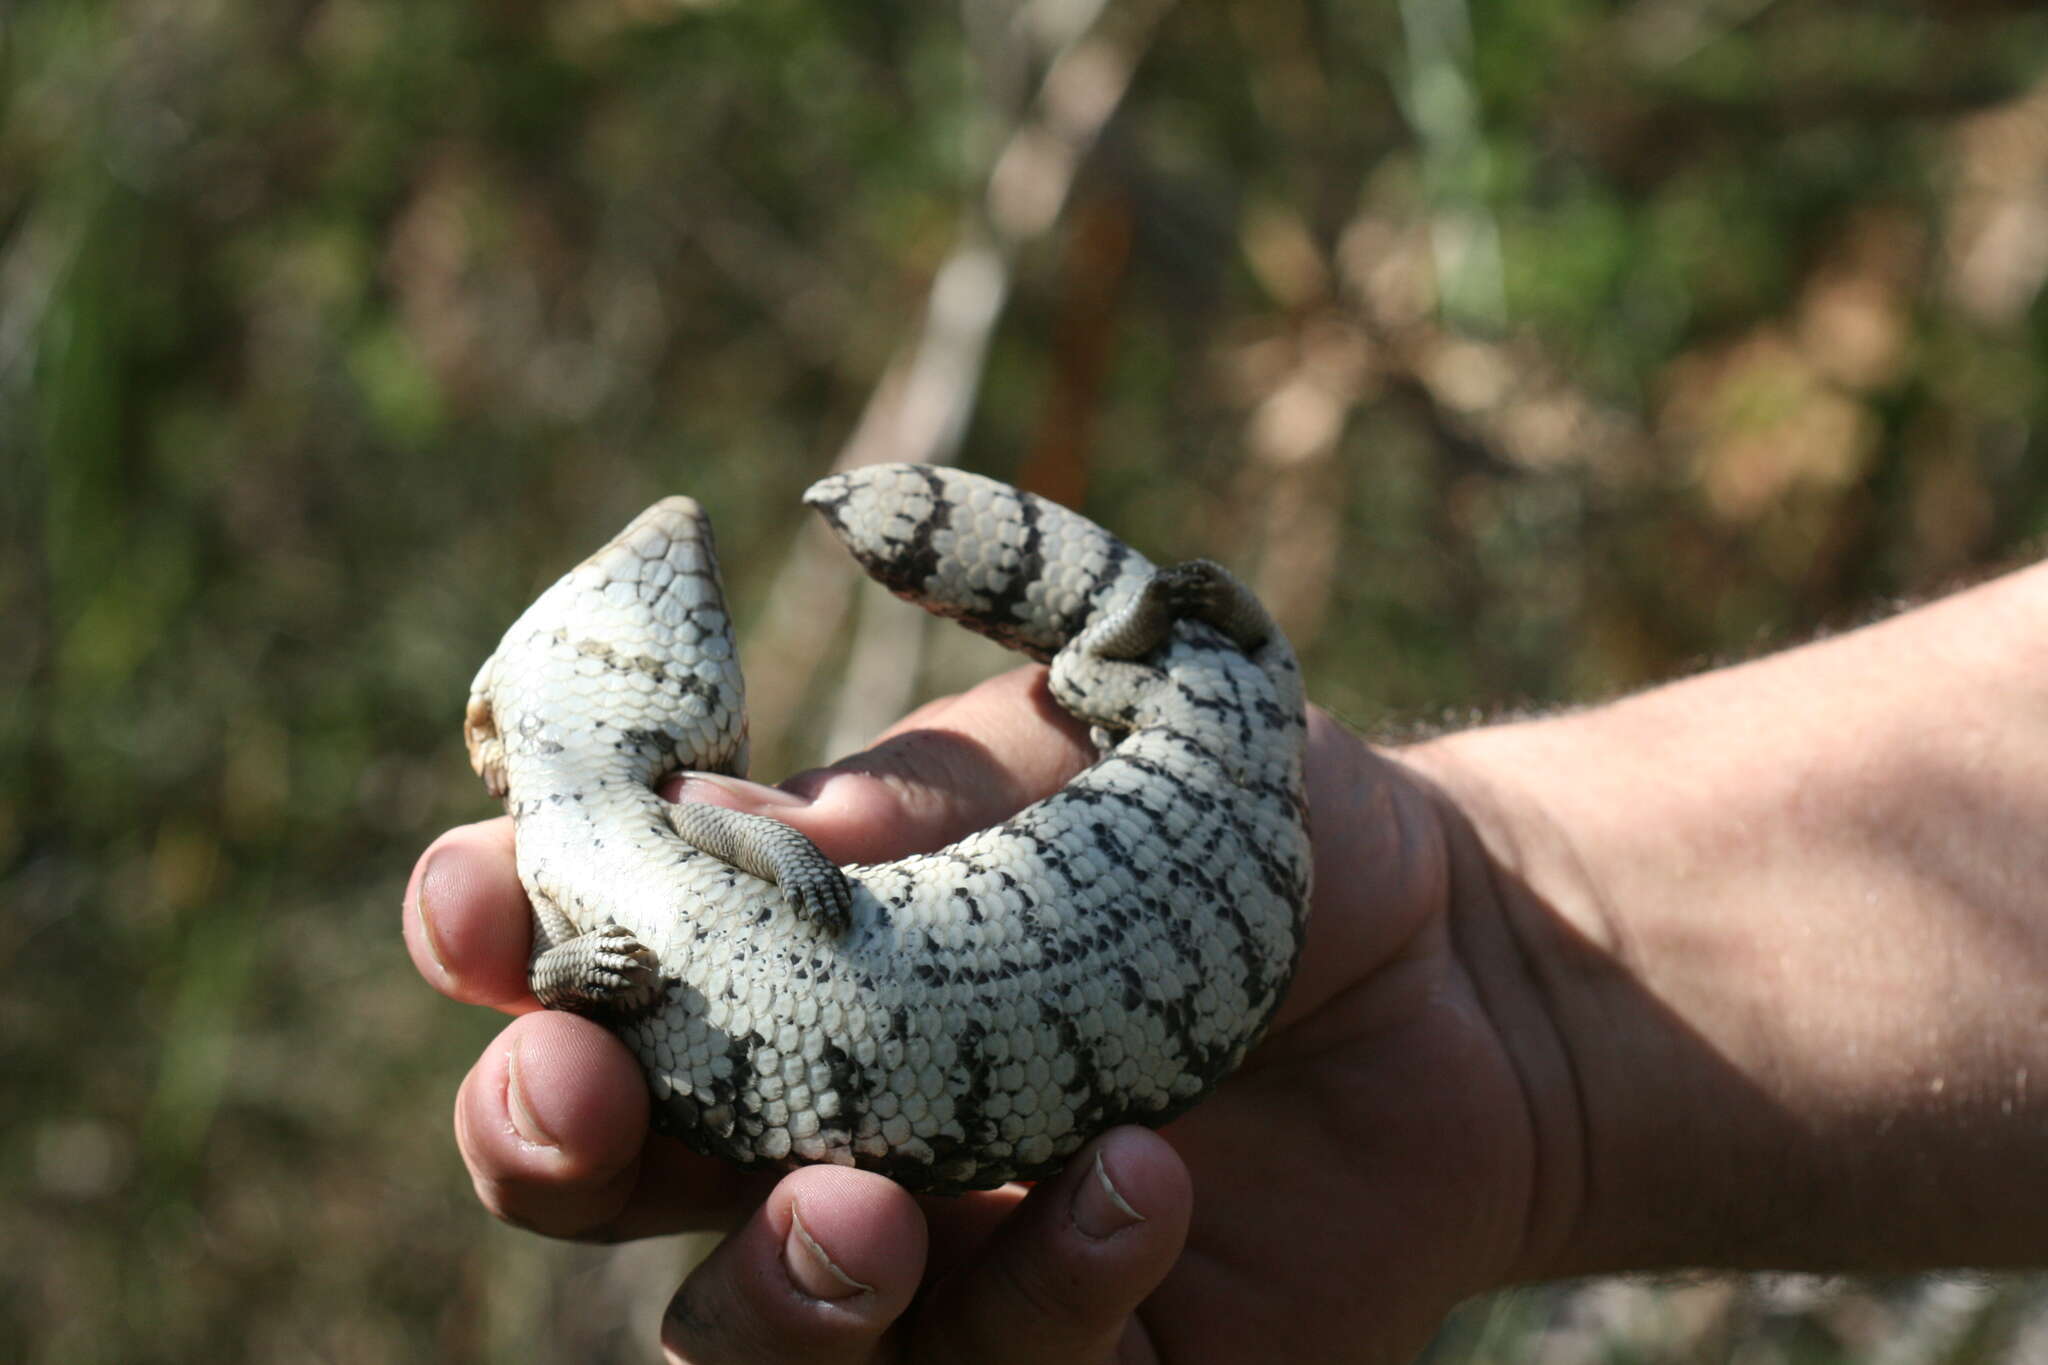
(471, 466, 1311, 1193)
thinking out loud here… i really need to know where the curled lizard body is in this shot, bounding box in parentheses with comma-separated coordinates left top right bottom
(464, 465, 1310, 1193)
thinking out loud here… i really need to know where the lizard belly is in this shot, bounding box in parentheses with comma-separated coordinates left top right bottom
(466, 465, 1311, 1193)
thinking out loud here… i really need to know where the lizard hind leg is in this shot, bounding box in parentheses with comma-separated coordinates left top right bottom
(530, 922, 661, 1018)
(1048, 558, 1281, 735)
(1087, 558, 1274, 660)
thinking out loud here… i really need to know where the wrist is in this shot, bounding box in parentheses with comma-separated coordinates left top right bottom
(1392, 728, 1622, 1281)
(1403, 716, 1801, 1278)
(1405, 566, 2048, 1276)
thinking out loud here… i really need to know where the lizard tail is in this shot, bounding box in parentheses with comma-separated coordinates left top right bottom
(804, 464, 1156, 663)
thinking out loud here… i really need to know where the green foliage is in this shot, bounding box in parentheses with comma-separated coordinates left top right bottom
(5, 0, 2048, 1359)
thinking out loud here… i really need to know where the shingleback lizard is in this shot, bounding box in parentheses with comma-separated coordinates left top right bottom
(463, 464, 1312, 1193)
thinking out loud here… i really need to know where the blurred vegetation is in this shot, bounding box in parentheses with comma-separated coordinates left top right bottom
(6, 0, 2048, 1360)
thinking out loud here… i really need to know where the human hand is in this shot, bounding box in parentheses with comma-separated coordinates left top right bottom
(406, 666, 1553, 1362)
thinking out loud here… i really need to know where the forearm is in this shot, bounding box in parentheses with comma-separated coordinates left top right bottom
(1409, 560, 2048, 1276)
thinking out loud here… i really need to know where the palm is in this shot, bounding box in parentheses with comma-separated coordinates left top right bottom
(411, 670, 1540, 1362)
(878, 728, 1536, 1362)
(1141, 940, 1533, 1360)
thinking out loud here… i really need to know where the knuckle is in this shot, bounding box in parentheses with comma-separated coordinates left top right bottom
(915, 1243, 1114, 1364)
(662, 1256, 858, 1365)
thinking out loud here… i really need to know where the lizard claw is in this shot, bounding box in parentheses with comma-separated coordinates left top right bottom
(781, 866, 855, 936)
(531, 923, 660, 1017)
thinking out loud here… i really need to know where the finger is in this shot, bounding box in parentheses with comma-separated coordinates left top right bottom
(411, 668, 1094, 1006)
(919, 1183, 1029, 1269)
(456, 1010, 776, 1240)
(455, 1010, 648, 1235)
(405, 817, 536, 1012)
(908, 1128, 1190, 1364)
(661, 1165, 925, 1364)
(674, 666, 1095, 865)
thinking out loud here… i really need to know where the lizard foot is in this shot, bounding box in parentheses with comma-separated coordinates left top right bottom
(531, 923, 661, 1017)
(1084, 559, 1274, 661)
(666, 800, 854, 935)
(1051, 558, 1285, 741)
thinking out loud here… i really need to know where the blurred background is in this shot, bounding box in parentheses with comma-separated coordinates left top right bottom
(7, 0, 2048, 1360)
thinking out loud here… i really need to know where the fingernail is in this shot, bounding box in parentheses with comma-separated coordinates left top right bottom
(415, 846, 456, 977)
(504, 1041, 559, 1149)
(1071, 1151, 1146, 1240)
(678, 773, 808, 808)
(784, 1203, 872, 1299)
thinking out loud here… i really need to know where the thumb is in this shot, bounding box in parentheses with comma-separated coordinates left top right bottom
(672, 666, 1094, 866)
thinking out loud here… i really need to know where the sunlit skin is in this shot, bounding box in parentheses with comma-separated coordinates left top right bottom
(408, 561, 2048, 1363)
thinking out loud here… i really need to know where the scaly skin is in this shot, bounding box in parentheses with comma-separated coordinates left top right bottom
(464, 464, 1311, 1193)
